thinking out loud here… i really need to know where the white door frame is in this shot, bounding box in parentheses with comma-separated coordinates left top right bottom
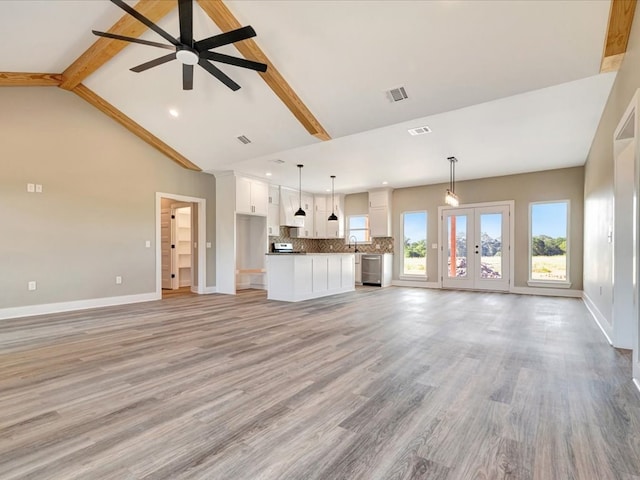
(438, 200, 515, 292)
(613, 89, 640, 387)
(155, 192, 206, 295)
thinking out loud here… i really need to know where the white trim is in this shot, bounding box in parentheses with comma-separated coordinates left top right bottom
(202, 286, 217, 294)
(582, 291, 614, 345)
(0, 292, 160, 321)
(633, 378, 640, 394)
(392, 280, 440, 289)
(510, 286, 582, 298)
(156, 192, 207, 296)
(527, 280, 572, 289)
(399, 275, 428, 281)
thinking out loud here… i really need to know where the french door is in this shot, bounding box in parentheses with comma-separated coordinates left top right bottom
(441, 204, 510, 291)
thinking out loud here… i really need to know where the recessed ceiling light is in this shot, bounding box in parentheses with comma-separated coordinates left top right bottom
(266, 172, 272, 177)
(382, 181, 389, 185)
(169, 108, 179, 118)
(408, 126, 431, 135)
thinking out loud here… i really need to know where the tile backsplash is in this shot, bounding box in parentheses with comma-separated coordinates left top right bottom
(269, 227, 394, 254)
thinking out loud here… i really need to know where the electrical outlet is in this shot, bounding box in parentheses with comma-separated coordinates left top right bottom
(145, 240, 151, 248)
(115, 276, 122, 285)
(35, 184, 43, 193)
(376, 244, 380, 249)
(27, 183, 35, 193)
(330, 245, 333, 250)
(28, 281, 37, 291)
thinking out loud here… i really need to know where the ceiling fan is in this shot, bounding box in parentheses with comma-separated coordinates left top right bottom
(92, 0, 267, 91)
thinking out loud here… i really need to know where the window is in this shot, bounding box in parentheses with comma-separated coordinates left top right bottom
(402, 211, 427, 277)
(347, 215, 370, 243)
(529, 201, 569, 284)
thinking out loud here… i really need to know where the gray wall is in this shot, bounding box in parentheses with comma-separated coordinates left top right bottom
(583, 5, 640, 326)
(391, 167, 584, 288)
(0, 87, 216, 309)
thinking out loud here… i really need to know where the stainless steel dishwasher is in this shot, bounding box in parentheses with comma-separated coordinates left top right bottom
(361, 254, 383, 286)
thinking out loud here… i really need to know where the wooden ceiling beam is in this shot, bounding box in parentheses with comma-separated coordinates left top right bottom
(59, 0, 176, 90)
(197, 0, 331, 141)
(0, 72, 62, 86)
(601, 0, 637, 73)
(73, 84, 201, 171)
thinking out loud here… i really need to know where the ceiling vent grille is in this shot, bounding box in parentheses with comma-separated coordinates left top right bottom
(387, 86, 408, 103)
(408, 126, 432, 135)
(237, 135, 252, 145)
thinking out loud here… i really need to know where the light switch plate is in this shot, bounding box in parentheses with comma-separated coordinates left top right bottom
(28, 281, 37, 291)
(206, 242, 212, 248)
(432, 243, 438, 249)
(27, 183, 35, 193)
(145, 240, 151, 248)
(35, 184, 43, 193)
(115, 276, 122, 285)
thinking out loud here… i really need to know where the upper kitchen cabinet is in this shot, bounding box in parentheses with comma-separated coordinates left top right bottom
(236, 176, 268, 216)
(280, 187, 305, 228)
(369, 189, 393, 237)
(315, 194, 345, 238)
(267, 185, 280, 236)
(297, 192, 315, 238)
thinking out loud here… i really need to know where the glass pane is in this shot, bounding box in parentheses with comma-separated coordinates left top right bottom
(480, 213, 502, 279)
(531, 202, 567, 281)
(350, 230, 367, 242)
(403, 212, 427, 275)
(447, 215, 467, 278)
(349, 216, 366, 229)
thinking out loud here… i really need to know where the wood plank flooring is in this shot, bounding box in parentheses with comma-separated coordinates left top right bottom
(0, 287, 639, 479)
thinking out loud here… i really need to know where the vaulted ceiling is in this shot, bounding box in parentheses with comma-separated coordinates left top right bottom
(1, 0, 636, 193)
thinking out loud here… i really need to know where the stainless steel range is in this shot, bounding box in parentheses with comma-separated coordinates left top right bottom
(271, 242, 304, 254)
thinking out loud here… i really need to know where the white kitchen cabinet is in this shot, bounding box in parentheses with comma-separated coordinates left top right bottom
(368, 189, 392, 237)
(266, 253, 355, 302)
(313, 194, 345, 238)
(296, 192, 314, 238)
(267, 185, 280, 236)
(236, 176, 268, 216)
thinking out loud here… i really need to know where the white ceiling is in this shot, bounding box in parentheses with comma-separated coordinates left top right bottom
(0, 0, 616, 194)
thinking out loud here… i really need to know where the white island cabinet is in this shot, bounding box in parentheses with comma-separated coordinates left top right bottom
(266, 253, 355, 302)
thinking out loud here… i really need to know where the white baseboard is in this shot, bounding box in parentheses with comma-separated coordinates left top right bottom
(391, 280, 441, 289)
(509, 286, 583, 298)
(0, 292, 160, 321)
(582, 292, 613, 345)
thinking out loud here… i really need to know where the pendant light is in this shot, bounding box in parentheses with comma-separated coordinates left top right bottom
(445, 156, 460, 207)
(328, 175, 338, 222)
(295, 164, 306, 217)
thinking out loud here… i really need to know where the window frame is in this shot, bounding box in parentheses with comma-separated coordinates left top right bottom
(400, 210, 428, 280)
(528, 200, 571, 288)
(345, 214, 371, 244)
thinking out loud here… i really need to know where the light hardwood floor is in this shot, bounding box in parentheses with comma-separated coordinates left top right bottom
(1, 287, 639, 479)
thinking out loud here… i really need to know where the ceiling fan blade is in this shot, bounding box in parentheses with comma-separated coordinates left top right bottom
(92, 30, 175, 50)
(198, 59, 240, 91)
(178, 0, 193, 46)
(195, 25, 256, 51)
(200, 51, 267, 72)
(110, 0, 180, 46)
(183, 64, 194, 90)
(130, 53, 177, 73)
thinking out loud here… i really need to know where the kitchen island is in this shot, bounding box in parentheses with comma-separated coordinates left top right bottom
(266, 253, 355, 302)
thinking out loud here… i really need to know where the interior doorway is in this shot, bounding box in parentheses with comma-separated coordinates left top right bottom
(156, 192, 207, 298)
(440, 202, 512, 292)
(613, 89, 640, 387)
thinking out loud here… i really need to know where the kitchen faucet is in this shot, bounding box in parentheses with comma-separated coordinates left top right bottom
(349, 235, 359, 253)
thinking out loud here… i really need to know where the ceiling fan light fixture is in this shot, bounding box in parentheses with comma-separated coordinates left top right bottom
(176, 49, 199, 65)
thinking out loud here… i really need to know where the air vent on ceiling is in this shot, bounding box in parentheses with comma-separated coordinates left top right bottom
(408, 126, 432, 136)
(237, 135, 252, 145)
(387, 86, 408, 103)
(269, 159, 285, 164)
